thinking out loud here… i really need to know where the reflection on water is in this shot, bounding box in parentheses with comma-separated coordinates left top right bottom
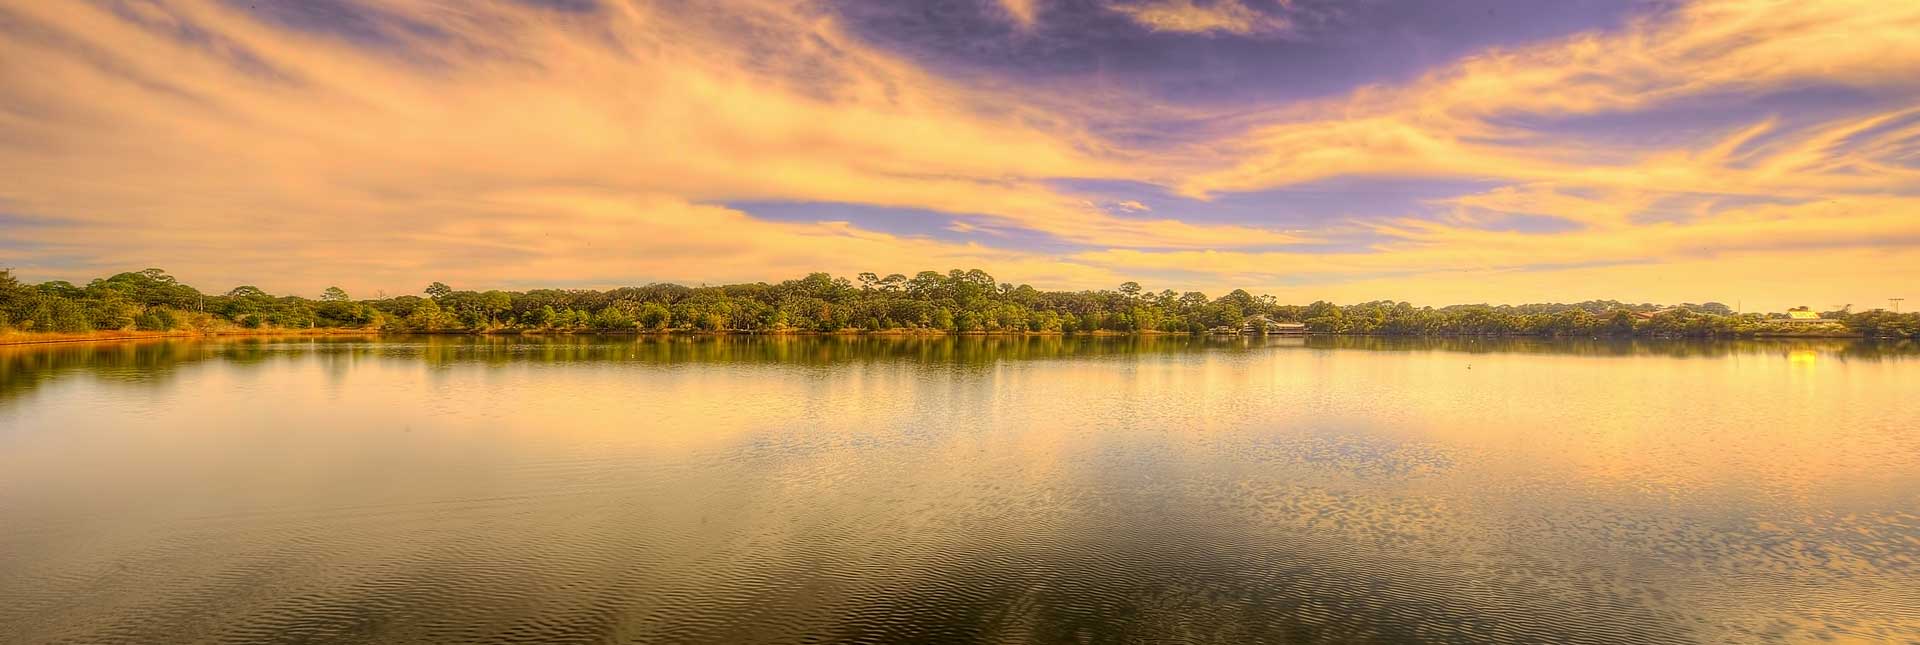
(1, 335, 1916, 643)
(7, 333, 1919, 377)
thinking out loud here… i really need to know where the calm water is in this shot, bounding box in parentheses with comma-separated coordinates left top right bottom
(1, 335, 1917, 644)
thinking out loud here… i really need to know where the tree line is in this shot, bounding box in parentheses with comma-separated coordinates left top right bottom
(3, 268, 1915, 338)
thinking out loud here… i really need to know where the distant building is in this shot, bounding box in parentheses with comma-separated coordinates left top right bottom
(1786, 310, 1823, 322)
(1221, 314, 1313, 335)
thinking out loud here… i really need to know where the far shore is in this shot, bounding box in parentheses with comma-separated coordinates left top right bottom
(0, 327, 1874, 347)
(0, 328, 381, 347)
(0, 328, 1169, 346)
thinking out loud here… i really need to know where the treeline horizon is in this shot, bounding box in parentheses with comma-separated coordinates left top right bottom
(3, 268, 1916, 338)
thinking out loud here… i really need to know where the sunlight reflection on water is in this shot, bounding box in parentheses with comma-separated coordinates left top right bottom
(0, 335, 1916, 643)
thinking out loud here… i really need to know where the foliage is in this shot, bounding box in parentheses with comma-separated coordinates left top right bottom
(2, 268, 1915, 338)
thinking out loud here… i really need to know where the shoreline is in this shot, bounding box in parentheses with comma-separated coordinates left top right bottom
(0, 328, 1877, 347)
(0, 328, 379, 347)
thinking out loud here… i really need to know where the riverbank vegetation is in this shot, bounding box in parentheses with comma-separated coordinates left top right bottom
(4, 268, 1915, 340)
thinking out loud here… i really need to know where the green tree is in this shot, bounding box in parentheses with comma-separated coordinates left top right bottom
(405, 298, 453, 331)
(2, 280, 91, 332)
(0, 269, 27, 329)
(1607, 310, 1637, 335)
(134, 308, 178, 331)
(1697, 302, 1734, 316)
(637, 302, 671, 330)
(590, 306, 635, 331)
(525, 305, 556, 327)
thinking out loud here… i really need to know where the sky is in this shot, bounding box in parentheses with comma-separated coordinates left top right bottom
(0, 0, 1916, 311)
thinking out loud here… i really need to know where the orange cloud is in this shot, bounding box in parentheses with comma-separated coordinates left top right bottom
(0, 0, 1298, 259)
(1183, 0, 1920, 196)
(0, 0, 1914, 311)
(997, 0, 1041, 29)
(1107, 0, 1289, 36)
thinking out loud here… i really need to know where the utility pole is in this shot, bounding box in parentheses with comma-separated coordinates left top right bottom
(1893, 298, 1906, 313)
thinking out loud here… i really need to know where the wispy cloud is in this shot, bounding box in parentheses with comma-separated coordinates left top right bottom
(1107, 0, 1290, 36)
(1184, 0, 1920, 196)
(0, 0, 1298, 280)
(0, 0, 1914, 310)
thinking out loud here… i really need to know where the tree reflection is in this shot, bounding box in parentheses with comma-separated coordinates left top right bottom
(5, 335, 1919, 406)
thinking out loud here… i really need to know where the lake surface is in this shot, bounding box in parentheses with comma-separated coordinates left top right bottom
(1, 335, 1916, 644)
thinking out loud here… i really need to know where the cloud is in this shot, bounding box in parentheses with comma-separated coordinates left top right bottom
(1102, 0, 1920, 308)
(1107, 0, 1290, 36)
(1068, 192, 1920, 308)
(0, 0, 1301, 273)
(996, 0, 1040, 29)
(1180, 0, 1920, 196)
(0, 0, 1914, 311)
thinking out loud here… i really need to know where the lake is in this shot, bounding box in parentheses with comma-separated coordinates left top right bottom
(1, 335, 1916, 643)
